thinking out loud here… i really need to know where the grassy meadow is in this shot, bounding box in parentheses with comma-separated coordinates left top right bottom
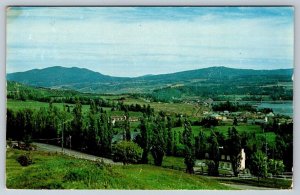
(6, 149, 234, 190)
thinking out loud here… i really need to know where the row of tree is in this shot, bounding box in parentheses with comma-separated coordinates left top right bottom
(7, 99, 293, 178)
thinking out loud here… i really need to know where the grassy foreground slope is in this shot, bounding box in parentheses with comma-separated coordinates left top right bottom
(6, 149, 234, 190)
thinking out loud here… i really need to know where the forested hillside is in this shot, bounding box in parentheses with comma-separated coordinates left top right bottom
(7, 66, 293, 101)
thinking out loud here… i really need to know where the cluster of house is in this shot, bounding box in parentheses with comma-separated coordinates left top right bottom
(203, 110, 277, 125)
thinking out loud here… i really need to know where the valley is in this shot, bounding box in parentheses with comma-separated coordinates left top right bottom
(6, 66, 293, 190)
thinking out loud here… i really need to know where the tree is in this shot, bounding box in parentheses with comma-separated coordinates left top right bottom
(208, 133, 220, 176)
(183, 119, 195, 174)
(98, 113, 113, 156)
(195, 129, 207, 159)
(249, 151, 268, 180)
(112, 141, 143, 164)
(89, 99, 97, 114)
(150, 116, 165, 166)
(166, 116, 173, 155)
(71, 100, 84, 149)
(227, 127, 242, 176)
(15, 109, 34, 141)
(86, 107, 99, 154)
(175, 115, 183, 127)
(139, 115, 150, 163)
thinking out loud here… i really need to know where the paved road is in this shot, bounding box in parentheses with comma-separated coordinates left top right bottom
(34, 142, 122, 165)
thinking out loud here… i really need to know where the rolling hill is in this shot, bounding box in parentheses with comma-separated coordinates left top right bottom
(7, 66, 293, 98)
(7, 66, 129, 88)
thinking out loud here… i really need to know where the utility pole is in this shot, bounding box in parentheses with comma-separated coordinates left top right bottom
(59, 118, 72, 154)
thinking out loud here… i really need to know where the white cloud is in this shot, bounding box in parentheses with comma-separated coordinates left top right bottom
(6, 7, 294, 76)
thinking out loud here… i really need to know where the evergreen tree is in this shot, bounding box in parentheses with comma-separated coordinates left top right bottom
(150, 116, 165, 166)
(139, 115, 149, 163)
(183, 119, 195, 174)
(227, 127, 242, 176)
(99, 113, 112, 156)
(166, 116, 173, 155)
(89, 99, 97, 114)
(195, 129, 207, 159)
(86, 106, 99, 154)
(208, 133, 220, 176)
(71, 100, 83, 149)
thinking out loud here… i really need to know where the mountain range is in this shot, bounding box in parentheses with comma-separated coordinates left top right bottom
(7, 66, 293, 94)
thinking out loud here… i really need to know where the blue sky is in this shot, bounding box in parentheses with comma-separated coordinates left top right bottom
(7, 7, 294, 77)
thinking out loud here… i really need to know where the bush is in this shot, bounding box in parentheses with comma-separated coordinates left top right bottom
(17, 153, 33, 166)
(112, 141, 143, 164)
(268, 159, 285, 176)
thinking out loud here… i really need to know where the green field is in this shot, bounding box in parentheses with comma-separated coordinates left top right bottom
(172, 124, 276, 144)
(7, 99, 143, 117)
(99, 95, 197, 115)
(7, 99, 90, 113)
(6, 149, 234, 190)
(214, 125, 276, 144)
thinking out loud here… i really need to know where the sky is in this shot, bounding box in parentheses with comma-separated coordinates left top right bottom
(6, 7, 294, 77)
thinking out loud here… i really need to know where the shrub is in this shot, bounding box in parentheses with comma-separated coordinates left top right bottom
(17, 153, 33, 166)
(112, 141, 143, 164)
(268, 159, 285, 176)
